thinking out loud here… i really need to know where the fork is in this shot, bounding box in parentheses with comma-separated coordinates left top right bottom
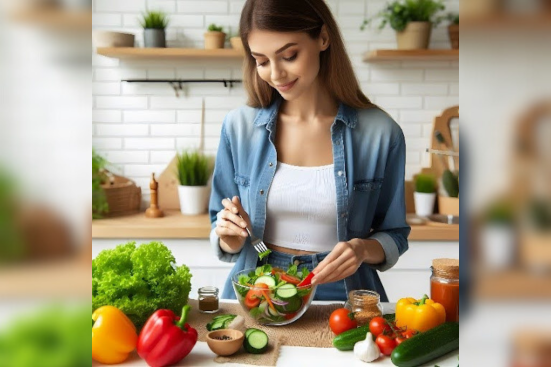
(226, 198, 270, 256)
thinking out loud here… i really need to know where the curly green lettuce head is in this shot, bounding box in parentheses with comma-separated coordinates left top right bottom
(92, 241, 192, 330)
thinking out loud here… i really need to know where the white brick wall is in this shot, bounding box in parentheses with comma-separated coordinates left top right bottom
(93, 0, 459, 203)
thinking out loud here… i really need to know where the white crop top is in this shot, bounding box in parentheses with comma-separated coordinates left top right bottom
(263, 162, 338, 252)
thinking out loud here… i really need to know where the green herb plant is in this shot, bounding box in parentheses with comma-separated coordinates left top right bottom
(415, 173, 437, 193)
(176, 150, 212, 186)
(207, 23, 224, 32)
(92, 241, 192, 331)
(139, 10, 169, 29)
(92, 148, 109, 219)
(361, 0, 446, 31)
(447, 12, 459, 25)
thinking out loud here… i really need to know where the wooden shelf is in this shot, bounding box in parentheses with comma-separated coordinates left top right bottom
(363, 49, 459, 62)
(11, 8, 91, 29)
(474, 269, 551, 300)
(97, 47, 245, 59)
(462, 14, 551, 30)
(92, 210, 459, 241)
(0, 258, 89, 298)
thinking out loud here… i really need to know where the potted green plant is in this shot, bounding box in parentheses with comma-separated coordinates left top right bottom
(204, 23, 226, 49)
(139, 10, 169, 48)
(414, 173, 437, 216)
(447, 12, 459, 49)
(176, 150, 213, 215)
(361, 0, 446, 50)
(480, 199, 516, 270)
(92, 148, 109, 219)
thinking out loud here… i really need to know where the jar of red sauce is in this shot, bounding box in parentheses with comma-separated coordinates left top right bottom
(430, 258, 459, 323)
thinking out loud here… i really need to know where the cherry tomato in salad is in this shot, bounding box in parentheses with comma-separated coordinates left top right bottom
(284, 312, 298, 320)
(329, 308, 357, 335)
(244, 283, 269, 309)
(375, 334, 397, 356)
(280, 274, 301, 285)
(395, 336, 406, 345)
(369, 317, 392, 337)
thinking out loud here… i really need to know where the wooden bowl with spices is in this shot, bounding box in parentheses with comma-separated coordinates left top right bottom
(206, 329, 244, 356)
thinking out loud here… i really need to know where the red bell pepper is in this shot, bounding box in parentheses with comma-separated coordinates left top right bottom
(298, 272, 315, 287)
(137, 305, 198, 367)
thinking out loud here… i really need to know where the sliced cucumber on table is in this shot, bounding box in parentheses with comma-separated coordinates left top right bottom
(244, 329, 269, 354)
(255, 275, 276, 288)
(275, 283, 297, 299)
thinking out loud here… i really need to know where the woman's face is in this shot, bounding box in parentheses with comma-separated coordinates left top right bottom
(247, 29, 329, 100)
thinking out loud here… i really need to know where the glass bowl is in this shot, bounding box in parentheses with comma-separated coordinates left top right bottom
(231, 268, 317, 326)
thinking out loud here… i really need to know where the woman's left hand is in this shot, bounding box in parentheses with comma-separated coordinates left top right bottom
(311, 239, 367, 285)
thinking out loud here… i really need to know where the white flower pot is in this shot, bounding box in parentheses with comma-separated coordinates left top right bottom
(414, 192, 436, 217)
(178, 185, 210, 215)
(480, 225, 516, 270)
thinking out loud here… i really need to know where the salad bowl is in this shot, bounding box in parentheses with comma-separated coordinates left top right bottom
(232, 264, 317, 326)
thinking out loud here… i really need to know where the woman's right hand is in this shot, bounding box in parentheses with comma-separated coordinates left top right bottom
(215, 196, 251, 253)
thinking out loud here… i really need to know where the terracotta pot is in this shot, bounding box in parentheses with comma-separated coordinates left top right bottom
(92, 31, 135, 48)
(204, 31, 226, 49)
(521, 232, 551, 270)
(438, 196, 459, 216)
(230, 36, 244, 51)
(396, 21, 432, 50)
(448, 24, 459, 49)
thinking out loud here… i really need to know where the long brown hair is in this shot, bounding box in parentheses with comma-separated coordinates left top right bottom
(239, 0, 374, 109)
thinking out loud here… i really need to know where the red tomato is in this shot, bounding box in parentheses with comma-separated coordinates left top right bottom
(271, 268, 286, 275)
(280, 274, 301, 285)
(402, 329, 417, 339)
(375, 335, 397, 356)
(244, 283, 269, 309)
(395, 336, 406, 345)
(329, 308, 358, 335)
(284, 312, 298, 320)
(369, 317, 391, 337)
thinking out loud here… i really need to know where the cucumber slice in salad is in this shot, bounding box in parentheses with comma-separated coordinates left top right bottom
(275, 283, 297, 299)
(274, 296, 302, 314)
(244, 330, 269, 354)
(254, 275, 276, 288)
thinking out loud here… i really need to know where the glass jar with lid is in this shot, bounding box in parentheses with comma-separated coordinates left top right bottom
(198, 286, 219, 314)
(430, 258, 459, 323)
(345, 290, 383, 327)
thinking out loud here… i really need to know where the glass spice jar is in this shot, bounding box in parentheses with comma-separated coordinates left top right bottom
(198, 286, 219, 314)
(347, 290, 383, 327)
(430, 258, 459, 323)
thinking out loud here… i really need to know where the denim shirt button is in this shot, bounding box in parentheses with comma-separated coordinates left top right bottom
(260, 189, 264, 195)
(269, 162, 273, 167)
(341, 212, 347, 218)
(337, 170, 343, 176)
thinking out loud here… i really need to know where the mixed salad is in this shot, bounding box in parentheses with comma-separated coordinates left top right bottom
(234, 264, 316, 324)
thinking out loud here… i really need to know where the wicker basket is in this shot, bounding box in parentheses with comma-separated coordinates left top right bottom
(101, 173, 141, 217)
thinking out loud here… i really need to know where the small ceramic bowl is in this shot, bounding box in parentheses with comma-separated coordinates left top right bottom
(206, 329, 244, 356)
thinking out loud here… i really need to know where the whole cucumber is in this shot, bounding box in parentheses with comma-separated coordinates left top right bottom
(391, 322, 459, 367)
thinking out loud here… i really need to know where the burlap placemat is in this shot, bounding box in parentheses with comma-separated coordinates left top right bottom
(187, 299, 344, 366)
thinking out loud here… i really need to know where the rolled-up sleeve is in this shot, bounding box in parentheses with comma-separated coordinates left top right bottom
(367, 129, 411, 272)
(208, 118, 242, 263)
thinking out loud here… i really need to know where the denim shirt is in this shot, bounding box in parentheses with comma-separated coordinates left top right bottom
(208, 97, 410, 301)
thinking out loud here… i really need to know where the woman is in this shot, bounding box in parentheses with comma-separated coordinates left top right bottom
(209, 0, 410, 302)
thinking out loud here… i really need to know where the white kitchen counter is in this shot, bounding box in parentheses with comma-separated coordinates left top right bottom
(92, 301, 460, 367)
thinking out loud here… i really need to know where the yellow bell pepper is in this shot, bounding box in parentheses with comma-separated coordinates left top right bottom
(92, 306, 138, 364)
(395, 295, 446, 332)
